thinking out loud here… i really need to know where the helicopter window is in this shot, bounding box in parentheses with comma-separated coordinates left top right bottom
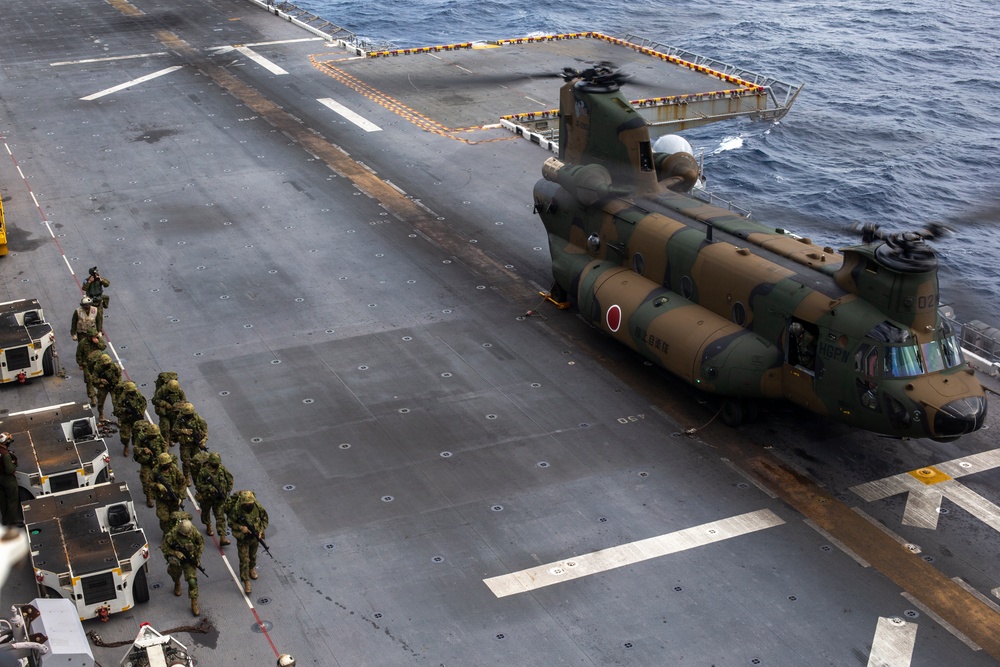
(855, 344, 880, 377)
(732, 302, 747, 327)
(884, 344, 924, 378)
(867, 321, 911, 344)
(632, 252, 645, 275)
(680, 276, 694, 299)
(923, 335, 964, 372)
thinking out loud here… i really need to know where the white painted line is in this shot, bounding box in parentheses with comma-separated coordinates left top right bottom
(901, 592, 981, 651)
(867, 616, 917, 667)
(317, 98, 382, 132)
(952, 577, 1000, 615)
(242, 37, 323, 48)
(803, 519, 870, 567)
(80, 66, 183, 101)
(483, 509, 784, 598)
(234, 46, 288, 75)
(51, 52, 167, 66)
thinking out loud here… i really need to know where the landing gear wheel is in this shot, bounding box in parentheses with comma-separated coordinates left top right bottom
(721, 399, 743, 427)
(741, 399, 760, 424)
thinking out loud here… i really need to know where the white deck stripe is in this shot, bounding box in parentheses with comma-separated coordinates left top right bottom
(483, 509, 784, 598)
(80, 66, 183, 101)
(51, 51, 167, 66)
(867, 616, 917, 667)
(234, 46, 288, 75)
(901, 592, 981, 651)
(317, 97, 382, 132)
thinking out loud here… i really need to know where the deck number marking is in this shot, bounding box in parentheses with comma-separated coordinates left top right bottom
(851, 448, 1000, 531)
(483, 508, 784, 598)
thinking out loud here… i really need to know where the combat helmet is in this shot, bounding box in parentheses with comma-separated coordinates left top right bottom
(178, 402, 195, 413)
(86, 327, 99, 337)
(167, 379, 180, 391)
(157, 452, 174, 466)
(124, 381, 136, 391)
(208, 452, 222, 466)
(238, 490, 256, 505)
(176, 519, 195, 536)
(99, 353, 112, 364)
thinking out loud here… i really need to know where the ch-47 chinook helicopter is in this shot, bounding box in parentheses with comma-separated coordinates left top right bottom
(532, 63, 987, 441)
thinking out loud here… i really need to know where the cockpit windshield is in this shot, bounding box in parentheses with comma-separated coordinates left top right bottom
(865, 321, 965, 378)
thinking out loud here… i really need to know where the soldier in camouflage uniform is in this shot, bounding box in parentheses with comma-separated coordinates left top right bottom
(195, 452, 233, 544)
(152, 452, 186, 536)
(152, 376, 185, 446)
(75, 329, 105, 406)
(226, 490, 268, 594)
(132, 421, 166, 508)
(83, 266, 111, 310)
(160, 518, 204, 616)
(173, 402, 208, 485)
(112, 381, 147, 456)
(89, 353, 121, 422)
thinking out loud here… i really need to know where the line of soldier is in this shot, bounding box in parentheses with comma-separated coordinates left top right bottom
(70, 277, 270, 617)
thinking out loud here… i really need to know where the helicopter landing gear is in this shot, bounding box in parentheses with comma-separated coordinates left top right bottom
(721, 398, 759, 427)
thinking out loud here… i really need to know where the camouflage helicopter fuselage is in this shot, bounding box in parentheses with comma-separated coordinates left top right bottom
(533, 76, 986, 441)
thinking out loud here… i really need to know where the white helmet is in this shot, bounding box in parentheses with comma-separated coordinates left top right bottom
(0, 432, 10, 445)
(81, 296, 93, 306)
(277, 655, 295, 666)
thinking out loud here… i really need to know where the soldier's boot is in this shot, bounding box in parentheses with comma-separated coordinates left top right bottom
(243, 579, 251, 594)
(219, 535, 231, 546)
(250, 567, 259, 580)
(122, 445, 130, 457)
(205, 524, 214, 536)
(191, 599, 199, 616)
(146, 496, 154, 508)
(173, 580, 182, 597)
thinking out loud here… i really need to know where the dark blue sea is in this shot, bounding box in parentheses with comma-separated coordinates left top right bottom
(294, 0, 1000, 323)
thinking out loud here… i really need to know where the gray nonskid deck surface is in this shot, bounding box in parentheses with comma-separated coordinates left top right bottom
(1, 1, 999, 666)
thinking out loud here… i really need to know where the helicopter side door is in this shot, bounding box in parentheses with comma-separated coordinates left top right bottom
(782, 319, 822, 411)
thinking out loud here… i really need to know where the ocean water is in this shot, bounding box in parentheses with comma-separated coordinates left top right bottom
(293, 0, 1000, 323)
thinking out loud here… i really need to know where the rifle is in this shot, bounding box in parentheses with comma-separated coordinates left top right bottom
(154, 472, 184, 509)
(168, 540, 207, 577)
(236, 516, 273, 559)
(207, 474, 228, 503)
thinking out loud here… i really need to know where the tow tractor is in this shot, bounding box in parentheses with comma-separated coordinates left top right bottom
(0, 403, 112, 500)
(0, 299, 55, 384)
(22, 482, 150, 621)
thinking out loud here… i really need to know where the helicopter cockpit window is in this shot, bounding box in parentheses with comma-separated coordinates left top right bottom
(922, 335, 965, 372)
(867, 321, 911, 344)
(855, 343, 879, 377)
(884, 344, 924, 378)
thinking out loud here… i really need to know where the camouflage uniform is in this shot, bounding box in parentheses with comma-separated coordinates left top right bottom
(132, 421, 166, 507)
(83, 267, 111, 310)
(160, 518, 204, 616)
(173, 403, 208, 484)
(90, 353, 121, 421)
(83, 348, 108, 408)
(225, 490, 269, 593)
(76, 330, 106, 405)
(152, 376, 185, 446)
(194, 453, 233, 543)
(112, 381, 147, 455)
(152, 452, 187, 535)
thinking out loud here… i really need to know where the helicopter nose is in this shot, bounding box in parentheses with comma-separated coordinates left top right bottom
(933, 396, 987, 438)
